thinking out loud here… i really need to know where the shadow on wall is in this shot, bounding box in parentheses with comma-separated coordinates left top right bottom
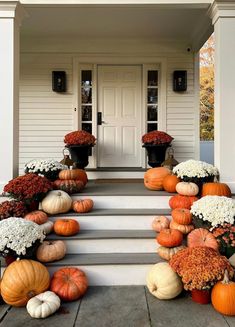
(200, 141, 214, 165)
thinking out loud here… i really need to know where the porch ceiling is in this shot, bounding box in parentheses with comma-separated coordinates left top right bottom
(21, 4, 213, 50)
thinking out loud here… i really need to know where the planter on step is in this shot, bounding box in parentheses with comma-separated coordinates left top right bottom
(143, 143, 171, 168)
(191, 289, 211, 304)
(66, 144, 93, 169)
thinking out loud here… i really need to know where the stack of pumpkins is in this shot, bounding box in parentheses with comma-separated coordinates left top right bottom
(53, 169, 88, 194)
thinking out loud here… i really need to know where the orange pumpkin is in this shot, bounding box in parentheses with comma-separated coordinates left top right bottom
(169, 195, 198, 210)
(50, 267, 88, 301)
(212, 270, 235, 316)
(53, 179, 84, 194)
(59, 169, 88, 186)
(24, 210, 48, 225)
(162, 175, 180, 193)
(72, 199, 94, 213)
(202, 182, 231, 198)
(156, 229, 183, 247)
(54, 219, 80, 236)
(171, 208, 192, 225)
(187, 228, 219, 251)
(170, 220, 194, 234)
(152, 216, 170, 232)
(144, 167, 171, 191)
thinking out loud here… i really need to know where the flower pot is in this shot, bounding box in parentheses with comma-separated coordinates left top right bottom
(143, 144, 171, 167)
(25, 200, 40, 212)
(191, 289, 211, 304)
(192, 215, 212, 230)
(66, 144, 93, 169)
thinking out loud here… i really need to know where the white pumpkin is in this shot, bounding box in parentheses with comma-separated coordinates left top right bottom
(26, 291, 60, 319)
(41, 190, 72, 215)
(146, 262, 183, 300)
(176, 182, 199, 196)
(40, 221, 54, 235)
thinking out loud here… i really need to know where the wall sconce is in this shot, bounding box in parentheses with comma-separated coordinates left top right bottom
(52, 71, 66, 92)
(173, 70, 187, 92)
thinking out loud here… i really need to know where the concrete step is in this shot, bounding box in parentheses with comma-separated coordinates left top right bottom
(86, 169, 146, 179)
(50, 208, 172, 230)
(46, 230, 158, 254)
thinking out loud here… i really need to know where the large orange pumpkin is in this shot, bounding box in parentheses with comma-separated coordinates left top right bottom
(212, 270, 235, 316)
(169, 195, 198, 210)
(162, 175, 180, 193)
(72, 199, 94, 213)
(144, 167, 171, 191)
(171, 208, 192, 225)
(59, 169, 88, 186)
(50, 267, 88, 301)
(170, 220, 194, 234)
(24, 210, 48, 225)
(156, 229, 183, 247)
(187, 228, 219, 251)
(1, 260, 50, 307)
(201, 182, 231, 198)
(54, 219, 80, 236)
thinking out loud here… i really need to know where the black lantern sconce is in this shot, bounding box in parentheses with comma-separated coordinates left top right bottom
(173, 70, 187, 92)
(52, 71, 66, 92)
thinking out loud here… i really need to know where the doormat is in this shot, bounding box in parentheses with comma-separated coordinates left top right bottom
(95, 179, 143, 184)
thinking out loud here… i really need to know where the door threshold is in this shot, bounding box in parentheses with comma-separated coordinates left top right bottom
(87, 167, 146, 172)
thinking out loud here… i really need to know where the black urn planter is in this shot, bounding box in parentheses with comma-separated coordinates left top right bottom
(66, 144, 93, 169)
(143, 143, 171, 168)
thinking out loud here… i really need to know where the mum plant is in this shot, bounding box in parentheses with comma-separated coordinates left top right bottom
(142, 130, 173, 145)
(64, 130, 96, 146)
(213, 224, 235, 257)
(25, 159, 67, 181)
(0, 200, 27, 220)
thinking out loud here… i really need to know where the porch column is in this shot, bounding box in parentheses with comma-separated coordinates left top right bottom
(209, 1, 235, 191)
(0, 2, 26, 192)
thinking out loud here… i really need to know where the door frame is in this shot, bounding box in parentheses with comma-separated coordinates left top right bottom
(73, 55, 167, 169)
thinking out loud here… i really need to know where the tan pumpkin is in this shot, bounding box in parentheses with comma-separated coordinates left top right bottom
(1, 259, 50, 307)
(187, 228, 219, 251)
(53, 179, 84, 194)
(162, 175, 180, 193)
(176, 182, 199, 196)
(24, 210, 48, 225)
(41, 190, 72, 215)
(170, 220, 194, 234)
(59, 169, 88, 186)
(158, 245, 186, 261)
(144, 167, 171, 191)
(202, 182, 232, 198)
(152, 216, 170, 232)
(40, 220, 54, 235)
(171, 208, 192, 225)
(72, 199, 94, 213)
(36, 240, 67, 263)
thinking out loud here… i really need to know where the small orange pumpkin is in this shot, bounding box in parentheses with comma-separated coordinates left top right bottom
(171, 208, 192, 225)
(24, 210, 48, 225)
(72, 199, 94, 213)
(187, 228, 219, 251)
(162, 175, 180, 193)
(170, 220, 194, 234)
(54, 219, 80, 236)
(156, 229, 183, 248)
(202, 182, 231, 198)
(144, 167, 171, 191)
(169, 195, 198, 210)
(59, 169, 88, 186)
(152, 216, 170, 232)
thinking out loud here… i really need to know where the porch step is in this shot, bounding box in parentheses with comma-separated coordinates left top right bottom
(86, 169, 146, 179)
(46, 230, 157, 254)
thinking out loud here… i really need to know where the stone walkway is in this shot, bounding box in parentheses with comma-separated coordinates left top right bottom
(0, 287, 235, 327)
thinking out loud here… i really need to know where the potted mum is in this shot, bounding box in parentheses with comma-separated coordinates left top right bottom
(170, 246, 234, 304)
(25, 159, 68, 181)
(213, 224, 235, 258)
(0, 200, 27, 220)
(142, 130, 174, 167)
(64, 130, 96, 169)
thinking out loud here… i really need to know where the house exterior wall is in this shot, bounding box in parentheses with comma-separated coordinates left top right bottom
(19, 38, 199, 173)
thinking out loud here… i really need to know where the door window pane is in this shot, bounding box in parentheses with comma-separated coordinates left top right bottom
(147, 105, 158, 121)
(82, 70, 92, 86)
(82, 106, 92, 121)
(147, 123, 158, 132)
(148, 70, 158, 86)
(147, 88, 158, 104)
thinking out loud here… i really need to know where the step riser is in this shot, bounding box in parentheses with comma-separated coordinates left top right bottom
(53, 239, 158, 254)
(72, 195, 171, 209)
(87, 172, 144, 179)
(49, 215, 171, 230)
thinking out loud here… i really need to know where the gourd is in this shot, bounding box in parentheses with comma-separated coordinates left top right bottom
(146, 262, 183, 299)
(36, 240, 66, 263)
(144, 167, 171, 191)
(171, 208, 192, 225)
(41, 190, 72, 215)
(162, 175, 180, 193)
(24, 210, 48, 225)
(26, 291, 61, 319)
(156, 229, 183, 247)
(53, 179, 84, 194)
(187, 228, 219, 251)
(202, 182, 231, 198)
(152, 216, 170, 232)
(176, 182, 199, 196)
(50, 267, 88, 301)
(72, 199, 94, 213)
(40, 220, 54, 235)
(170, 220, 194, 234)
(212, 270, 235, 316)
(158, 245, 186, 261)
(169, 195, 198, 210)
(1, 259, 50, 307)
(59, 169, 88, 186)
(54, 219, 80, 236)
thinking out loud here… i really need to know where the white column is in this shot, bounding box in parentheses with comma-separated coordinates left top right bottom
(0, 2, 26, 192)
(209, 1, 235, 191)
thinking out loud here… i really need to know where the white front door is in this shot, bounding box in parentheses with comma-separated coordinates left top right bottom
(97, 65, 142, 167)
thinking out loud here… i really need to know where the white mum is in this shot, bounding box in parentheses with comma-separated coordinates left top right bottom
(173, 160, 219, 179)
(191, 196, 235, 228)
(25, 159, 67, 173)
(0, 218, 46, 256)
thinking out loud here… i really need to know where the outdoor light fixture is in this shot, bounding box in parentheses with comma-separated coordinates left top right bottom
(52, 71, 66, 92)
(173, 70, 187, 92)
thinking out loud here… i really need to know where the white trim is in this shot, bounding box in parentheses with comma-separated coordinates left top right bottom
(0, 2, 27, 25)
(194, 51, 200, 160)
(208, 1, 235, 25)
